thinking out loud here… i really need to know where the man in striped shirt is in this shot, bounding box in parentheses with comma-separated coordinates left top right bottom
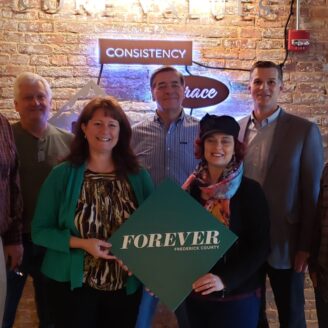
(131, 66, 199, 328)
(0, 114, 23, 324)
(131, 66, 199, 187)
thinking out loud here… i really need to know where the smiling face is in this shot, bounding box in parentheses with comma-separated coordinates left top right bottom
(204, 133, 235, 171)
(14, 80, 51, 130)
(81, 109, 120, 156)
(151, 70, 185, 122)
(249, 67, 283, 114)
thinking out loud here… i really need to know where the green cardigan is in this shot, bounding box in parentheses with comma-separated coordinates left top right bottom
(32, 161, 154, 293)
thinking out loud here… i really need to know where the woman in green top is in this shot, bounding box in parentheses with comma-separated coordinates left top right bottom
(32, 96, 154, 328)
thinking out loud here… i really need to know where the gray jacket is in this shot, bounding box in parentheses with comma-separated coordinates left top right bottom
(239, 109, 323, 265)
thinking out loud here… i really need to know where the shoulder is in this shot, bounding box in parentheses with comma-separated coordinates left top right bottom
(11, 123, 30, 141)
(237, 176, 266, 203)
(0, 116, 14, 144)
(238, 115, 250, 125)
(132, 116, 155, 131)
(0, 113, 9, 126)
(47, 124, 74, 140)
(11, 121, 23, 136)
(129, 167, 152, 183)
(279, 111, 322, 146)
(50, 161, 83, 176)
(50, 161, 72, 175)
(183, 113, 199, 126)
(46, 162, 84, 185)
(39, 162, 71, 191)
(128, 168, 154, 200)
(0, 116, 15, 143)
(138, 166, 150, 176)
(239, 176, 262, 193)
(238, 115, 250, 126)
(0, 115, 12, 132)
(11, 121, 20, 130)
(280, 110, 317, 130)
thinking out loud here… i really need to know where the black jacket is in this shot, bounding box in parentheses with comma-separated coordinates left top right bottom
(189, 176, 270, 297)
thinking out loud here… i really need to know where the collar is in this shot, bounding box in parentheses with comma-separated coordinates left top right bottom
(154, 109, 185, 125)
(250, 107, 281, 129)
(18, 121, 50, 140)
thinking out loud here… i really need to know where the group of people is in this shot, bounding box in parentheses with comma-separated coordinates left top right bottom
(0, 62, 326, 328)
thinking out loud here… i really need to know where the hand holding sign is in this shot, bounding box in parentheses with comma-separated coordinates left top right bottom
(109, 179, 237, 311)
(192, 273, 225, 295)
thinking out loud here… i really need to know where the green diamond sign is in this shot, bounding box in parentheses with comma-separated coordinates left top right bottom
(109, 179, 237, 311)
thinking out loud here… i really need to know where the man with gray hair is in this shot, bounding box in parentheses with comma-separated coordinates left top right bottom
(2, 73, 73, 328)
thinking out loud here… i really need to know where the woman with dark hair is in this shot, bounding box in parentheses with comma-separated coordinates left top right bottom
(182, 114, 270, 328)
(32, 96, 154, 328)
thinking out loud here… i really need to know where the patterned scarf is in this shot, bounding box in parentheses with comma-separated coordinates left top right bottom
(182, 160, 243, 227)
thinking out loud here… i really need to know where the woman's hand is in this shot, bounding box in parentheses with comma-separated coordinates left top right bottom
(70, 236, 115, 260)
(116, 258, 133, 276)
(192, 273, 225, 295)
(83, 238, 115, 260)
(4, 244, 23, 270)
(115, 260, 157, 297)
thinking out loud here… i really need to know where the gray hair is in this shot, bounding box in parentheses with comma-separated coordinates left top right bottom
(14, 72, 52, 101)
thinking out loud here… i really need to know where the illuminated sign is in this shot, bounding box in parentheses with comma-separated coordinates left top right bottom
(99, 39, 192, 65)
(183, 75, 229, 108)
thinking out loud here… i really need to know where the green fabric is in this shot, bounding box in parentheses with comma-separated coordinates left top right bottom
(32, 161, 154, 293)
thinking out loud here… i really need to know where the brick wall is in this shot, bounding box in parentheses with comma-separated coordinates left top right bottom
(1, 0, 327, 326)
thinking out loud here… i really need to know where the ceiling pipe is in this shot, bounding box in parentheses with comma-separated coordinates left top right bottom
(296, 0, 300, 30)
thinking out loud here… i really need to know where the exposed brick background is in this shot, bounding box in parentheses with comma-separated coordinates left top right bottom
(1, 0, 327, 327)
(1, 1, 327, 151)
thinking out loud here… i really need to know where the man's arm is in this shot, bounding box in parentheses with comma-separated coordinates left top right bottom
(3, 244, 23, 270)
(2, 125, 23, 270)
(294, 122, 324, 272)
(308, 165, 327, 281)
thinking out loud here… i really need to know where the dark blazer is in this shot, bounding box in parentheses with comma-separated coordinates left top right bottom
(239, 109, 324, 265)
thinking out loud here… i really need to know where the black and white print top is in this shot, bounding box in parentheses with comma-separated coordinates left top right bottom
(74, 170, 137, 291)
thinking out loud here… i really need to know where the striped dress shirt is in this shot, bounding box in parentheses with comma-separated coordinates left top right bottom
(0, 114, 22, 244)
(131, 110, 199, 187)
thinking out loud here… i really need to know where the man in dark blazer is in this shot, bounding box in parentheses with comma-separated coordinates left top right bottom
(239, 61, 324, 328)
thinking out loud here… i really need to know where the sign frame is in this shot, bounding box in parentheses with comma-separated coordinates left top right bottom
(99, 39, 193, 65)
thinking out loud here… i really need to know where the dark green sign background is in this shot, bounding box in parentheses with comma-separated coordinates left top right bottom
(109, 179, 237, 310)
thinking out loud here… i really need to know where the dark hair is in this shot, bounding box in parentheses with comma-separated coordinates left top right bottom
(66, 96, 140, 176)
(194, 135, 246, 163)
(150, 66, 185, 89)
(250, 61, 283, 82)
